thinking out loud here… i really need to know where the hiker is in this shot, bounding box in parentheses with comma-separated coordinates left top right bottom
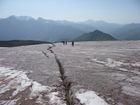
(62, 41, 65, 45)
(65, 41, 67, 45)
(72, 41, 74, 46)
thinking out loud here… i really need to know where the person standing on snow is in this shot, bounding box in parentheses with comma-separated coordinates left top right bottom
(72, 41, 74, 47)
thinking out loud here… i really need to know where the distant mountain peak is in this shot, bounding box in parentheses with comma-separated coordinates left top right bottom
(75, 30, 116, 41)
(94, 30, 102, 33)
(37, 17, 48, 23)
(8, 15, 17, 19)
(7, 15, 35, 21)
(89, 30, 105, 35)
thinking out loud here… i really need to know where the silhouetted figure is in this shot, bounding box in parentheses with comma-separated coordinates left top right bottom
(72, 41, 74, 47)
(62, 41, 68, 45)
(62, 41, 65, 45)
(65, 41, 67, 45)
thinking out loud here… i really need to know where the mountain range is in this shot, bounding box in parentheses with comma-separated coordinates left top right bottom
(113, 23, 140, 40)
(0, 16, 140, 42)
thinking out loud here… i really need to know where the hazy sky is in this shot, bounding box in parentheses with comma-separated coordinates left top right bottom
(0, 0, 140, 24)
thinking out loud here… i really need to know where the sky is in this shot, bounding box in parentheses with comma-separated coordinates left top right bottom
(0, 0, 140, 24)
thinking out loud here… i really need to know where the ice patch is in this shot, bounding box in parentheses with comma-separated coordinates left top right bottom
(0, 66, 65, 105)
(0, 67, 32, 96)
(49, 92, 65, 105)
(92, 59, 105, 65)
(118, 68, 128, 72)
(30, 81, 50, 98)
(106, 58, 124, 67)
(76, 89, 108, 105)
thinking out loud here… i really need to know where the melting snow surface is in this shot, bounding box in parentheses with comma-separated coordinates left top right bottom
(76, 89, 108, 105)
(122, 85, 140, 97)
(92, 58, 140, 68)
(92, 58, 140, 75)
(0, 67, 65, 105)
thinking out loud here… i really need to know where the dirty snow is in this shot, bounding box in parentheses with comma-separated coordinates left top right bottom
(92, 58, 140, 75)
(52, 41, 140, 105)
(126, 76, 140, 84)
(0, 41, 140, 105)
(92, 58, 140, 68)
(122, 85, 140, 97)
(0, 98, 19, 105)
(0, 66, 108, 105)
(49, 92, 65, 105)
(131, 62, 140, 67)
(0, 66, 65, 105)
(76, 89, 108, 105)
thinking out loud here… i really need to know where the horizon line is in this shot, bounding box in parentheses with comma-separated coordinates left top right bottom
(0, 15, 140, 25)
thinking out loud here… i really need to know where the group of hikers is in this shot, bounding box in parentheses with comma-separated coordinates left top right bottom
(62, 41, 74, 46)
